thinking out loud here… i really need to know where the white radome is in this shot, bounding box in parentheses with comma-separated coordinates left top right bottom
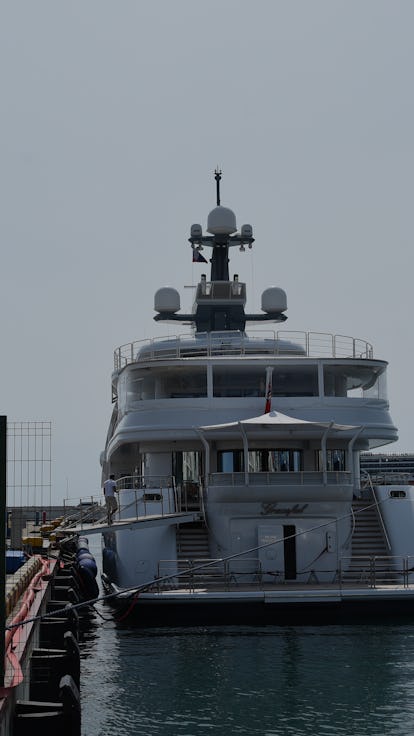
(207, 206, 237, 235)
(154, 287, 181, 313)
(261, 286, 288, 313)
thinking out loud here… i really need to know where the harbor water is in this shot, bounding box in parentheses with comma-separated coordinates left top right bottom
(81, 620, 414, 736)
(80, 543, 414, 736)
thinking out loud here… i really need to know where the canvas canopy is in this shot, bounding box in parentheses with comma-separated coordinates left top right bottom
(201, 409, 356, 433)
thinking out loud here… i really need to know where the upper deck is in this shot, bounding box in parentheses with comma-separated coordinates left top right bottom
(114, 329, 374, 371)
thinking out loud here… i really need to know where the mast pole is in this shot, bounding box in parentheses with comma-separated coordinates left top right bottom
(214, 167, 222, 206)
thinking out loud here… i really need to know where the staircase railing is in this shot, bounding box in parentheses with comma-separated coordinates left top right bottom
(360, 473, 392, 551)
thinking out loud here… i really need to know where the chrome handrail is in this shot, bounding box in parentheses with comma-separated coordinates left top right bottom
(62, 484, 181, 529)
(362, 475, 392, 552)
(157, 558, 263, 593)
(114, 330, 374, 370)
(155, 554, 414, 592)
(339, 554, 410, 587)
(208, 470, 352, 487)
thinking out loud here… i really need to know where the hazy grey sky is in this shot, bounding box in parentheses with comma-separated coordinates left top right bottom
(1, 1, 413, 503)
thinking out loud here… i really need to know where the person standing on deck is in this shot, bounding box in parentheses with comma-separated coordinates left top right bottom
(103, 474, 118, 525)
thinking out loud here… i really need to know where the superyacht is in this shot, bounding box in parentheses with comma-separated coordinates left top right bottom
(95, 171, 414, 624)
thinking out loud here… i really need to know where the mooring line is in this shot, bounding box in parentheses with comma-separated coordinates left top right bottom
(4, 497, 394, 632)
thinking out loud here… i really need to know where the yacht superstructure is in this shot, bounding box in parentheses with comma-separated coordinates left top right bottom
(98, 173, 414, 625)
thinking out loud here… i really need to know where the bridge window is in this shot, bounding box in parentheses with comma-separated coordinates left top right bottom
(218, 450, 244, 472)
(217, 449, 303, 472)
(323, 364, 387, 399)
(213, 367, 265, 398)
(316, 450, 346, 471)
(271, 366, 318, 397)
(172, 451, 202, 483)
(123, 366, 208, 404)
(213, 365, 318, 398)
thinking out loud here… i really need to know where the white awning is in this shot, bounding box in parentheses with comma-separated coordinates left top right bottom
(201, 410, 356, 433)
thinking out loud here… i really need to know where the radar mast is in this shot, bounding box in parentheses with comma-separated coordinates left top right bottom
(154, 172, 287, 332)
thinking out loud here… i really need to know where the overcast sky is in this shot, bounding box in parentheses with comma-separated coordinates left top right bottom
(1, 1, 413, 504)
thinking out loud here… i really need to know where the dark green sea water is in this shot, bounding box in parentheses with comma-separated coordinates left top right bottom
(80, 614, 414, 736)
(80, 540, 414, 736)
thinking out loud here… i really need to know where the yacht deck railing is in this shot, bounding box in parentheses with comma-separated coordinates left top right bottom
(114, 330, 374, 370)
(368, 472, 414, 485)
(208, 471, 352, 486)
(149, 554, 414, 593)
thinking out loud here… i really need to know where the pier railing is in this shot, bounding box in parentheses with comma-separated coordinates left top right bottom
(114, 330, 374, 369)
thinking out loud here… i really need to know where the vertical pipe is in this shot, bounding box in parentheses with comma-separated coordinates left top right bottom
(317, 361, 325, 398)
(195, 429, 210, 484)
(239, 423, 249, 486)
(206, 364, 213, 398)
(0, 416, 7, 687)
(321, 422, 333, 485)
(348, 426, 364, 492)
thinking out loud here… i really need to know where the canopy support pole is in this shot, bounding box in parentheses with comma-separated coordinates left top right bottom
(321, 422, 334, 485)
(194, 428, 210, 489)
(348, 426, 364, 493)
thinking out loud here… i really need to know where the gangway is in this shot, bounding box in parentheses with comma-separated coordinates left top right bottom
(65, 511, 202, 535)
(58, 479, 204, 535)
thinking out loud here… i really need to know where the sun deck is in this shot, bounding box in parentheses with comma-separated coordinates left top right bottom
(114, 330, 374, 369)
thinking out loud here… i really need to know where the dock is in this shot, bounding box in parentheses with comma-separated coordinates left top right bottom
(0, 534, 97, 735)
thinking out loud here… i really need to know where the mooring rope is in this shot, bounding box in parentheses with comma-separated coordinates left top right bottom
(4, 496, 396, 632)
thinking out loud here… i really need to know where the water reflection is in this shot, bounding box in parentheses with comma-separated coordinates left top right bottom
(81, 538, 414, 735)
(81, 619, 414, 736)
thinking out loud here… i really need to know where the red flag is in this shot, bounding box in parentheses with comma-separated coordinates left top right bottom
(264, 367, 273, 413)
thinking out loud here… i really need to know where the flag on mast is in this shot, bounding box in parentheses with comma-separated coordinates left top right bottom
(264, 367, 273, 413)
(192, 250, 208, 263)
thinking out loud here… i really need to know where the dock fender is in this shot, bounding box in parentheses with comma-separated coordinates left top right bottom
(76, 563, 99, 600)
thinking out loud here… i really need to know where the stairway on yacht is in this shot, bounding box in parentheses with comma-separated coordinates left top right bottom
(175, 494, 395, 587)
(176, 522, 210, 561)
(346, 491, 393, 582)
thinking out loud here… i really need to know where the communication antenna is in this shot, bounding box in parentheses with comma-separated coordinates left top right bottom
(214, 167, 222, 206)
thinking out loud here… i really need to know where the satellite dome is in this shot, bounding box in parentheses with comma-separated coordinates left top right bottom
(207, 206, 237, 235)
(261, 287, 287, 313)
(154, 287, 180, 313)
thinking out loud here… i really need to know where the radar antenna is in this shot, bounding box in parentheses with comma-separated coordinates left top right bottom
(155, 174, 288, 332)
(214, 167, 222, 206)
